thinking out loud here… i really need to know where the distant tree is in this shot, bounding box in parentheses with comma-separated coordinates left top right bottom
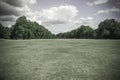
(1, 16, 120, 39)
(102, 29, 110, 39)
(79, 25, 94, 38)
(0, 23, 11, 39)
(0, 23, 4, 38)
(11, 16, 55, 39)
(97, 19, 120, 39)
(57, 25, 94, 39)
(15, 16, 27, 26)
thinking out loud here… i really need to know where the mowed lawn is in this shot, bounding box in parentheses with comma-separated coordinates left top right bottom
(0, 39, 120, 80)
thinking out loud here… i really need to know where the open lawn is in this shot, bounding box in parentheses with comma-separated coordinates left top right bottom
(0, 39, 120, 80)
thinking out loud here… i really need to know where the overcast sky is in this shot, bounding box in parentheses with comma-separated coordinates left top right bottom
(0, 0, 120, 34)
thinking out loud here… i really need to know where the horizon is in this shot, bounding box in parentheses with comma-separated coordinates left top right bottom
(2, 16, 118, 35)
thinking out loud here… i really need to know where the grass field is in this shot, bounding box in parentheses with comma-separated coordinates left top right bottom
(0, 39, 120, 80)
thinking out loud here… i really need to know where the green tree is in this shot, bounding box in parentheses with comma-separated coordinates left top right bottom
(0, 23, 11, 39)
(11, 16, 55, 39)
(97, 19, 120, 39)
(57, 25, 94, 39)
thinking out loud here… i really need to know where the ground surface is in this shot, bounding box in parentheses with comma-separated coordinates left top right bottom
(0, 39, 120, 80)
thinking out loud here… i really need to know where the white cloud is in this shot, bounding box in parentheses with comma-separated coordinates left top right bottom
(0, 21, 15, 27)
(80, 17, 93, 26)
(87, 0, 109, 6)
(14, 4, 37, 22)
(95, 7, 120, 15)
(41, 5, 78, 23)
(42, 17, 94, 34)
(24, 5, 78, 33)
(16, 5, 78, 26)
(34, 5, 79, 33)
(0, 2, 94, 34)
(13, 5, 79, 33)
(30, 0, 37, 4)
(22, 0, 37, 5)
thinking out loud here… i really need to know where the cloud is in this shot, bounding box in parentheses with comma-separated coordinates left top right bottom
(30, 0, 37, 4)
(28, 5, 78, 34)
(0, 1, 21, 16)
(0, 0, 37, 16)
(43, 17, 94, 34)
(25, 6, 93, 34)
(3, 0, 23, 7)
(0, 3, 79, 33)
(0, 21, 15, 27)
(43, 20, 68, 25)
(40, 5, 78, 24)
(33, 5, 80, 34)
(95, 7, 120, 15)
(80, 17, 93, 26)
(0, 0, 94, 34)
(1, 0, 37, 8)
(0, 1, 78, 28)
(0, 15, 17, 21)
(87, 0, 109, 6)
(0, 0, 37, 26)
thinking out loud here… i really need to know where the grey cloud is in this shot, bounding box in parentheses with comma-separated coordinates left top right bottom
(0, 21, 15, 27)
(0, 0, 31, 26)
(43, 20, 68, 25)
(0, 0, 25, 16)
(0, 15, 17, 21)
(87, 0, 109, 6)
(0, 2, 20, 16)
(3, 0, 24, 7)
(94, 7, 120, 15)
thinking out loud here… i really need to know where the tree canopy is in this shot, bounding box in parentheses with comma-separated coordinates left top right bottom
(96, 19, 120, 39)
(0, 23, 11, 39)
(0, 16, 120, 39)
(11, 16, 55, 39)
(57, 25, 95, 39)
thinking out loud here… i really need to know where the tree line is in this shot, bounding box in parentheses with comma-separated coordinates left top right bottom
(0, 16, 55, 39)
(0, 16, 120, 39)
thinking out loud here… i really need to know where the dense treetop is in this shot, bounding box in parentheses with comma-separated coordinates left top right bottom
(0, 16, 120, 39)
(8, 16, 55, 39)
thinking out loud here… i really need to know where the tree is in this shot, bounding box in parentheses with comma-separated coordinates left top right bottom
(57, 25, 94, 39)
(102, 29, 110, 39)
(11, 16, 55, 39)
(97, 19, 120, 39)
(79, 25, 94, 38)
(1, 16, 120, 39)
(0, 23, 11, 39)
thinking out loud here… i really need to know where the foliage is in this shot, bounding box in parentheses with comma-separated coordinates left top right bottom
(0, 23, 11, 39)
(0, 16, 120, 39)
(57, 25, 95, 39)
(11, 16, 55, 39)
(97, 19, 120, 39)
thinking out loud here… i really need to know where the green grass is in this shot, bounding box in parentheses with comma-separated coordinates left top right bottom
(0, 39, 120, 80)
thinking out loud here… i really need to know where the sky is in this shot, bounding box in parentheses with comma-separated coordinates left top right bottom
(0, 0, 120, 34)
